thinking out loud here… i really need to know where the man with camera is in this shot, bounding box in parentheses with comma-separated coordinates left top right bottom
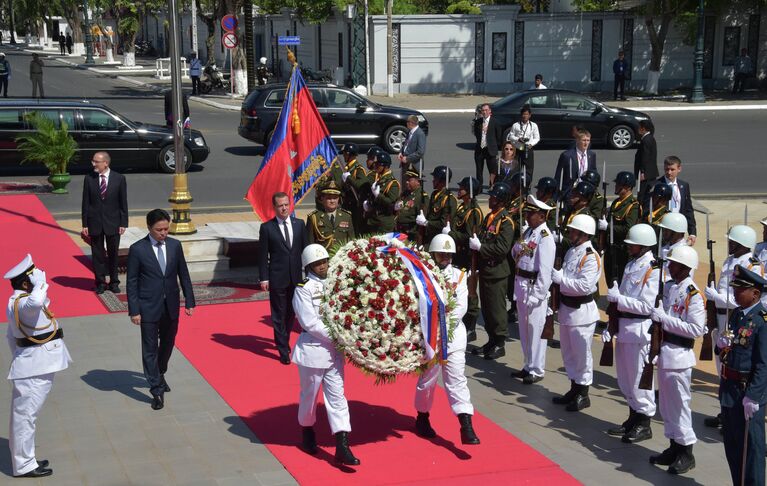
(506, 105, 540, 180)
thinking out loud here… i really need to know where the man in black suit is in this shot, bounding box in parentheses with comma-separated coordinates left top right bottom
(554, 129, 596, 192)
(127, 209, 195, 410)
(472, 103, 503, 188)
(634, 120, 658, 204)
(259, 192, 307, 364)
(398, 115, 427, 175)
(652, 156, 697, 245)
(81, 151, 128, 294)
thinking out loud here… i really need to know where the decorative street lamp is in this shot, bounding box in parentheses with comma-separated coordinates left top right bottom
(82, 0, 95, 64)
(690, 0, 705, 103)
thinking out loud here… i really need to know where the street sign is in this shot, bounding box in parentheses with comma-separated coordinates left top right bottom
(222, 32, 238, 49)
(221, 15, 238, 32)
(278, 36, 301, 46)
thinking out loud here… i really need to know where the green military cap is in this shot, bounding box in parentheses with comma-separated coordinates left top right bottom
(404, 163, 422, 180)
(319, 179, 342, 196)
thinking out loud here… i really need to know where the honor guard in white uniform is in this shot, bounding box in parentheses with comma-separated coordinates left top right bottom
(648, 246, 706, 475)
(753, 218, 767, 309)
(551, 214, 601, 411)
(414, 234, 480, 445)
(658, 213, 692, 283)
(703, 225, 764, 428)
(511, 195, 556, 384)
(604, 224, 660, 443)
(291, 244, 360, 466)
(5, 255, 71, 478)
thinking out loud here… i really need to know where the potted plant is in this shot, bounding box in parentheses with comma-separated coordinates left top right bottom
(16, 112, 78, 194)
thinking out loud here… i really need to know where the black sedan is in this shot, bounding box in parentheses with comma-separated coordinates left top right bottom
(484, 89, 652, 149)
(238, 82, 428, 153)
(0, 100, 210, 173)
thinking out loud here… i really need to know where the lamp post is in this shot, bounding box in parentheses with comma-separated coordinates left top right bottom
(690, 0, 705, 103)
(82, 0, 95, 64)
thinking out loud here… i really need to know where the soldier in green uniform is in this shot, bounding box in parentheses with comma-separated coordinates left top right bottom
(416, 166, 457, 245)
(645, 182, 672, 231)
(363, 152, 400, 234)
(447, 176, 484, 342)
(306, 180, 355, 251)
(469, 182, 516, 360)
(395, 165, 429, 243)
(535, 177, 559, 231)
(602, 171, 641, 283)
(580, 170, 605, 222)
(558, 181, 595, 251)
(317, 144, 368, 231)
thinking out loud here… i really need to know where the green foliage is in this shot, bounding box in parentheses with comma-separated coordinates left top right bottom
(16, 113, 78, 175)
(446, 0, 481, 13)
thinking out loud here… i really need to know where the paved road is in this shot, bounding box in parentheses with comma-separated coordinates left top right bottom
(0, 49, 764, 220)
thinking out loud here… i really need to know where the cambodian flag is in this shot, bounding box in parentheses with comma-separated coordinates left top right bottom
(244, 64, 338, 221)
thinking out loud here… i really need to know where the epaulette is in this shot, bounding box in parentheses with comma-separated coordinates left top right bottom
(749, 256, 760, 265)
(650, 260, 660, 269)
(307, 209, 319, 217)
(541, 229, 549, 237)
(688, 284, 699, 296)
(760, 310, 767, 319)
(297, 279, 308, 287)
(585, 247, 593, 254)
(339, 208, 352, 216)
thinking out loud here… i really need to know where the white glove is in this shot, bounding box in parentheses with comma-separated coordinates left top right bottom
(342, 171, 351, 182)
(716, 332, 732, 350)
(363, 200, 371, 212)
(371, 182, 381, 198)
(469, 233, 481, 251)
(644, 353, 659, 366)
(415, 210, 427, 227)
(598, 217, 608, 231)
(551, 268, 563, 284)
(607, 282, 620, 303)
(743, 396, 760, 420)
(553, 232, 563, 243)
(521, 224, 529, 234)
(528, 296, 542, 307)
(394, 200, 403, 211)
(601, 329, 612, 343)
(442, 221, 451, 235)
(651, 302, 667, 323)
(29, 269, 46, 288)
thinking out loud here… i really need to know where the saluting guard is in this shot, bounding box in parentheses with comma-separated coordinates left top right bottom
(417, 165, 457, 244)
(414, 234, 480, 445)
(5, 255, 71, 478)
(306, 180, 355, 250)
(292, 245, 360, 466)
(394, 164, 428, 242)
(511, 195, 556, 384)
(363, 151, 400, 234)
(551, 214, 601, 410)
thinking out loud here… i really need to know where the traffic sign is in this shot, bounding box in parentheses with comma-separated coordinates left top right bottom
(221, 15, 238, 32)
(222, 32, 238, 49)
(278, 36, 301, 46)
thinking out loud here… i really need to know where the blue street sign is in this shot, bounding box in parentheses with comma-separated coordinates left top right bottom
(278, 36, 301, 46)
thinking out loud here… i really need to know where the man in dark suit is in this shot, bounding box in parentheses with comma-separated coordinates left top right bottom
(398, 115, 427, 175)
(634, 120, 658, 204)
(651, 156, 697, 245)
(259, 192, 307, 364)
(472, 103, 503, 188)
(81, 151, 128, 294)
(127, 209, 195, 411)
(554, 129, 596, 192)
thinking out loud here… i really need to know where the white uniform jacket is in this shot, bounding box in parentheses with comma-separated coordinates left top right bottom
(558, 241, 601, 326)
(512, 224, 556, 303)
(443, 264, 468, 354)
(616, 251, 660, 344)
(5, 285, 71, 380)
(657, 276, 706, 370)
(291, 274, 341, 369)
(757, 242, 767, 307)
(708, 252, 763, 331)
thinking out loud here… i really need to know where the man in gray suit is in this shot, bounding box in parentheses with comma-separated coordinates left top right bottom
(398, 115, 426, 176)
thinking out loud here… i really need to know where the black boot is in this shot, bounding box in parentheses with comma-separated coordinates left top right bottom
(471, 340, 493, 356)
(458, 413, 480, 445)
(483, 339, 506, 360)
(566, 384, 591, 412)
(649, 440, 678, 466)
(301, 426, 317, 455)
(608, 408, 635, 436)
(622, 413, 652, 443)
(703, 414, 721, 428)
(668, 443, 695, 474)
(415, 412, 437, 438)
(466, 329, 477, 343)
(334, 432, 360, 466)
(552, 380, 578, 405)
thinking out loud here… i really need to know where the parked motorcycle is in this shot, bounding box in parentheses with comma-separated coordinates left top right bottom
(199, 64, 229, 94)
(300, 65, 333, 83)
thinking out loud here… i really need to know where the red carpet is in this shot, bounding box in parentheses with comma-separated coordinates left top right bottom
(0, 195, 106, 321)
(176, 301, 581, 485)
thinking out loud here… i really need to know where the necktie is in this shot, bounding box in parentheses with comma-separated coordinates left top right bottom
(282, 220, 291, 248)
(330, 214, 335, 226)
(578, 152, 586, 176)
(156, 242, 166, 274)
(671, 183, 681, 211)
(100, 175, 107, 200)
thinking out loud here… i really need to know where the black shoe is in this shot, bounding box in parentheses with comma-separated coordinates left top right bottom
(522, 374, 543, 385)
(507, 309, 518, 324)
(471, 341, 493, 356)
(161, 376, 171, 393)
(415, 412, 437, 438)
(95, 283, 106, 294)
(301, 426, 318, 455)
(622, 415, 652, 443)
(334, 432, 360, 466)
(466, 330, 477, 343)
(151, 394, 164, 410)
(483, 344, 505, 360)
(279, 355, 291, 365)
(703, 414, 721, 428)
(512, 369, 530, 379)
(108, 283, 120, 293)
(553, 381, 577, 404)
(608, 408, 636, 436)
(37, 460, 49, 468)
(458, 413, 480, 445)
(15, 466, 52, 478)
(668, 444, 695, 474)
(548, 339, 561, 349)
(565, 386, 591, 412)
(650, 440, 678, 466)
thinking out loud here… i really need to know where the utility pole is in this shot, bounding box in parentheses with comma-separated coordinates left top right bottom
(191, 0, 198, 56)
(244, 0, 255, 93)
(386, 0, 393, 97)
(364, 0, 371, 95)
(82, 0, 95, 64)
(690, 0, 705, 103)
(167, 0, 196, 235)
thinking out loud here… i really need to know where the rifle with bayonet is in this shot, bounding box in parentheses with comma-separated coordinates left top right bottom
(468, 177, 479, 300)
(699, 212, 717, 361)
(639, 228, 664, 390)
(541, 173, 562, 340)
(599, 216, 620, 367)
(597, 161, 608, 253)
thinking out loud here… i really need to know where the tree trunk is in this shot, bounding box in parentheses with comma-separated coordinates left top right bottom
(196, 2, 218, 67)
(643, 0, 673, 95)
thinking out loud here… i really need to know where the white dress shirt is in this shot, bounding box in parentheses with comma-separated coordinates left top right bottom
(507, 121, 540, 151)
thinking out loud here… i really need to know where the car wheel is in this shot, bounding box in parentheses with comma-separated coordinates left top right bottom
(384, 125, 408, 153)
(608, 125, 634, 149)
(158, 145, 192, 173)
